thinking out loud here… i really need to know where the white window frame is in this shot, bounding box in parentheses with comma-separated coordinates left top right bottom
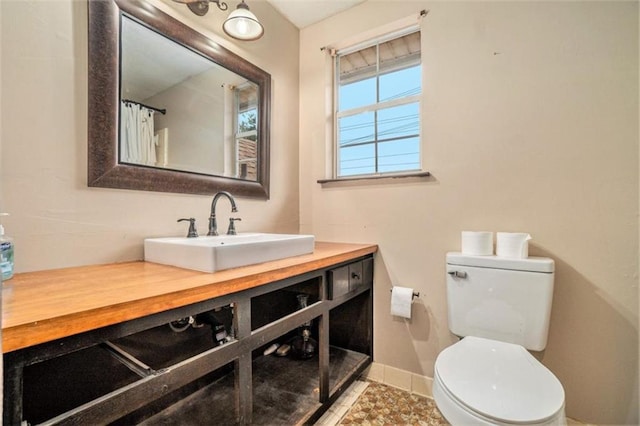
(233, 84, 258, 179)
(333, 25, 422, 179)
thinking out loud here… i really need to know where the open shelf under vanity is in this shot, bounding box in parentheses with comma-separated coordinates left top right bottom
(4, 250, 374, 425)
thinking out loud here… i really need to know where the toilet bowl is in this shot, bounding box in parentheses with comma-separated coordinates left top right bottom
(433, 336, 566, 426)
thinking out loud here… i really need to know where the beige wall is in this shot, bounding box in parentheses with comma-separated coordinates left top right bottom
(300, 1, 638, 424)
(0, 0, 300, 272)
(1, 0, 638, 424)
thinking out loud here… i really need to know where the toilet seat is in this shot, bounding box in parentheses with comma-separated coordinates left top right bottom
(434, 336, 565, 425)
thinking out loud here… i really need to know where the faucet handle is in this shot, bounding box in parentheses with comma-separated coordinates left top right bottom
(227, 218, 241, 235)
(177, 218, 198, 238)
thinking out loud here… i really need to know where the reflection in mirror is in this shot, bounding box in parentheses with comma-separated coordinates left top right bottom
(120, 16, 259, 181)
(87, 0, 270, 198)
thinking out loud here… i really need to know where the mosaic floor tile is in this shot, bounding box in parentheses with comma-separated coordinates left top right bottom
(338, 382, 449, 426)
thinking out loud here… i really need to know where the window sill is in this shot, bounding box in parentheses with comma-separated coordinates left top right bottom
(317, 171, 431, 186)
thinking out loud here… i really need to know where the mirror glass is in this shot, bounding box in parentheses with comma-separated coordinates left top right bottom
(87, 0, 270, 198)
(121, 16, 259, 180)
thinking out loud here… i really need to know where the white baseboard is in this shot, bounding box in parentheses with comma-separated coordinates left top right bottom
(361, 362, 434, 398)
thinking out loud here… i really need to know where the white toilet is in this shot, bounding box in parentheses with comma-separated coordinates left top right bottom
(433, 253, 566, 425)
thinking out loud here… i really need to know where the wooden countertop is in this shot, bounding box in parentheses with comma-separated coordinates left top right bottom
(1, 242, 377, 354)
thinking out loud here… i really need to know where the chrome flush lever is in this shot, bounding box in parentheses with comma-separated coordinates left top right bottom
(448, 271, 468, 279)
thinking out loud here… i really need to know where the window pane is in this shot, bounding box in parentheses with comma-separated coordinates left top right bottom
(339, 143, 375, 176)
(335, 30, 421, 178)
(338, 111, 375, 147)
(338, 77, 376, 111)
(379, 65, 421, 102)
(340, 31, 420, 85)
(378, 137, 420, 173)
(237, 85, 258, 111)
(377, 103, 420, 141)
(238, 159, 257, 180)
(238, 108, 257, 134)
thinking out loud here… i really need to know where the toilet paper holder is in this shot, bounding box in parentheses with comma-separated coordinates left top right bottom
(390, 289, 420, 299)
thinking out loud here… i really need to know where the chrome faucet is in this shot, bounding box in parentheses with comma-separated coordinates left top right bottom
(208, 191, 238, 236)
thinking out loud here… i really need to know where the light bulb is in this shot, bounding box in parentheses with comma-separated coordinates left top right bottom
(223, 1, 263, 41)
(236, 19, 248, 35)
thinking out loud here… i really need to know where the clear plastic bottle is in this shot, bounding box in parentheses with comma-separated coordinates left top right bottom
(0, 224, 14, 281)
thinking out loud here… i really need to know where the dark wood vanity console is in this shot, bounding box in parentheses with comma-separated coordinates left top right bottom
(2, 242, 377, 425)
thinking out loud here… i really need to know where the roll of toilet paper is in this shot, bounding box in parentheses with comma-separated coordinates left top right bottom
(496, 232, 531, 258)
(461, 231, 493, 256)
(390, 286, 414, 319)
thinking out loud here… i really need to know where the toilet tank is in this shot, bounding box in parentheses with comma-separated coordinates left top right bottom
(446, 253, 555, 351)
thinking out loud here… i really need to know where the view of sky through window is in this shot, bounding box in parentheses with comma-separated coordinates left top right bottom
(336, 32, 421, 177)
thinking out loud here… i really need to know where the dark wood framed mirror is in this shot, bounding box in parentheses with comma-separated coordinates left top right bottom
(88, 0, 271, 198)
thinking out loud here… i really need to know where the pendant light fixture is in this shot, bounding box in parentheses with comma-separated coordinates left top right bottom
(173, 0, 264, 41)
(223, 1, 264, 41)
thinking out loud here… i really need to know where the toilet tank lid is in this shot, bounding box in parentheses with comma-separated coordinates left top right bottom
(447, 252, 554, 273)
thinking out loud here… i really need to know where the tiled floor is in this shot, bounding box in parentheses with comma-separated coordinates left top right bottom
(318, 380, 591, 426)
(315, 381, 371, 426)
(316, 381, 448, 426)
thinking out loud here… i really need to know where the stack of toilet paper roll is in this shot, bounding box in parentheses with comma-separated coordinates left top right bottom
(496, 232, 531, 258)
(461, 231, 493, 255)
(461, 231, 531, 259)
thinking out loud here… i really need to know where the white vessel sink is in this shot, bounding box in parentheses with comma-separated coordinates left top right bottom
(144, 233, 315, 272)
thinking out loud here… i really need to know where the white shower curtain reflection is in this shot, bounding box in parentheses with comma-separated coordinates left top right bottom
(120, 101, 157, 166)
